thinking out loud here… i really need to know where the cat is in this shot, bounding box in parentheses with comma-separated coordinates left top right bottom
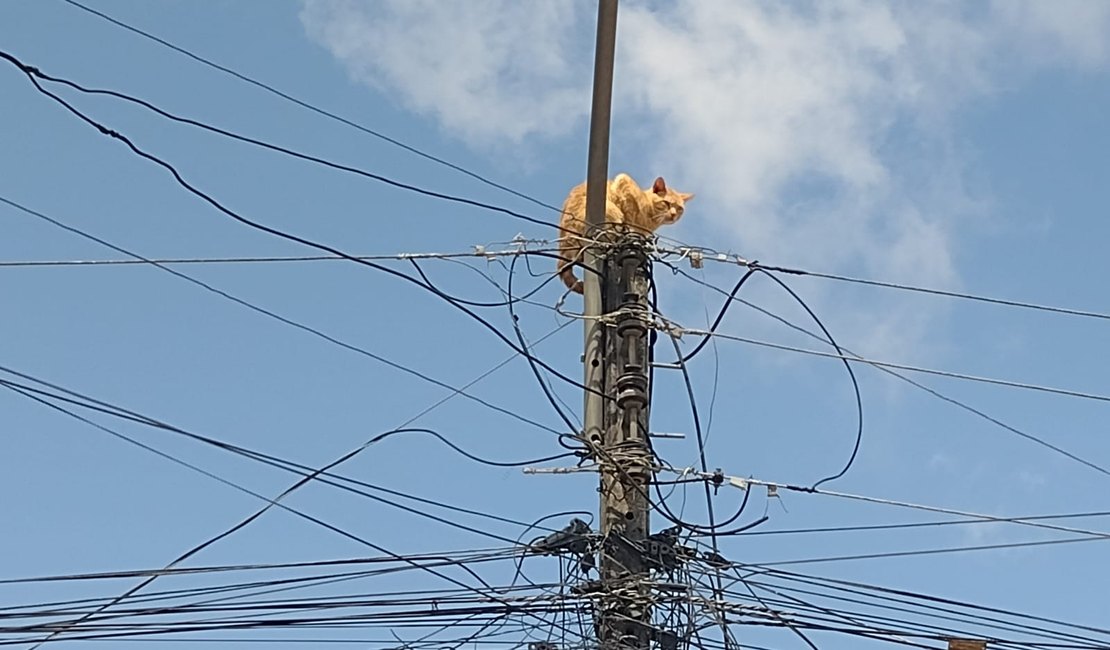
(557, 173, 693, 294)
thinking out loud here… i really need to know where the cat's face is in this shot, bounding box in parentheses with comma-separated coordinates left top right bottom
(650, 177, 694, 227)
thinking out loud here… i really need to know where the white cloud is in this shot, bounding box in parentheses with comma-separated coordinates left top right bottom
(992, 0, 1110, 68)
(299, 0, 591, 143)
(299, 0, 1109, 358)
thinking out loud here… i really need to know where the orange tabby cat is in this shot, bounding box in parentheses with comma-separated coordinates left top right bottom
(557, 173, 693, 293)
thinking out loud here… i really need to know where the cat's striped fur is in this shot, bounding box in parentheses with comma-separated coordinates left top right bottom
(556, 173, 693, 293)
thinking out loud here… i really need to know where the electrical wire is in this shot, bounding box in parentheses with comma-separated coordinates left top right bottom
(0, 50, 561, 234)
(2, 557, 525, 623)
(0, 247, 561, 268)
(11, 18, 1108, 647)
(671, 265, 1110, 480)
(658, 322, 732, 648)
(718, 571, 1108, 648)
(677, 267, 758, 364)
(0, 369, 582, 647)
(0, 50, 599, 401)
(0, 190, 599, 643)
(753, 268, 863, 488)
(58, 0, 567, 217)
(507, 251, 580, 435)
(1, 370, 558, 551)
(408, 256, 554, 309)
(695, 471, 1110, 540)
(698, 267, 724, 452)
(754, 534, 1107, 567)
(751, 564, 1110, 641)
(736, 509, 1110, 537)
(0, 551, 502, 587)
(0, 193, 567, 439)
(677, 246, 1110, 323)
(687, 326, 1110, 406)
(660, 262, 863, 489)
(0, 381, 521, 645)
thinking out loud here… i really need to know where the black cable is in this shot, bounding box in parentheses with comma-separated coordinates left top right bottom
(662, 259, 863, 488)
(722, 587, 1097, 650)
(0, 370, 578, 646)
(0, 551, 509, 587)
(746, 579, 902, 649)
(2, 372, 553, 552)
(478, 511, 595, 650)
(697, 567, 821, 647)
(752, 267, 862, 489)
(754, 534, 1108, 567)
(0, 194, 566, 439)
(26, 561, 524, 634)
(0, 50, 560, 234)
(646, 289, 763, 536)
(0, 250, 560, 268)
(673, 265, 1110, 481)
(678, 267, 758, 364)
(0, 598, 588, 644)
(0, 370, 569, 471)
(699, 267, 724, 452)
(408, 257, 553, 309)
(667, 331, 726, 530)
(760, 259, 1110, 324)
(507, 252, 579, 434)
(737, 509, 1110, 537)
(58, 0, 568, 218)
(44, 580, 571, 641)
(660, 326, 731, 648)
(649, 462, 766, 536)
(2, 382, 516, 647)
(0, 373, 575, 550)
(751, 564, 1110, 642)
(736, 577, 1110, 649)
(0, 51, 600, 401)
(573, 255, 760, 537)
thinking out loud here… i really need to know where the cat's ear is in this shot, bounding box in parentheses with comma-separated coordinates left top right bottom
(680, 192, 695, 202)
(652, 177, 667, 195)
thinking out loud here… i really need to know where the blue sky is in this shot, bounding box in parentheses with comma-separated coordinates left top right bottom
(2, 1, 1110, 648)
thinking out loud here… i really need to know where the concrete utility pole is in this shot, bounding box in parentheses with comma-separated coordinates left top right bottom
(597, 235, 655, 650)
(580, 2, 656, 649)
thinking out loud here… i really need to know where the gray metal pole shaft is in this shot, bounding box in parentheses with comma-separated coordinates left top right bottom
(582, 0, 618, 459)
(579, 8, 656, 649)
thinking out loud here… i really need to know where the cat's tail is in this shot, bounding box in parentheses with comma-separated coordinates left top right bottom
(559, 264, 584, 294)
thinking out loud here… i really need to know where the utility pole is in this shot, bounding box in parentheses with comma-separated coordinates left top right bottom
(580, 2, 656, 649)
(597, 234, 655, 650)
(581, 0, 617, 460)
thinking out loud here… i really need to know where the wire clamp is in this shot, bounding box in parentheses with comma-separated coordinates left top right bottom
(728, 476, 749, 491)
